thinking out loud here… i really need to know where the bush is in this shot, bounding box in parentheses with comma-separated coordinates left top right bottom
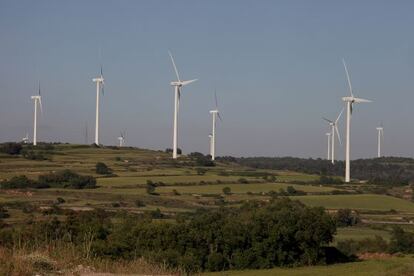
(196, 168, 207, 175)
(0, 175, 36, 189)
(237, 178, 248, 184)
(146, 183, 156, 194)
(95, 162, 111, 175)
(56, 197, 65, 204)
(337, 236, 388, 257)
(134, 200, 145, 207)
(389, 226, 414, 253)
(222, 187, 232, 195)
(335, 209, 360, 227)
(38, 170, 96, 189)
(0, 142, 22, 155)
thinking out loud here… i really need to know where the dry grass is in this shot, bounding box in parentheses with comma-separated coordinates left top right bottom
(0, 245, 178, 276)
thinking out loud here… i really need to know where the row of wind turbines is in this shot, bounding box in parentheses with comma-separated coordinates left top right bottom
(27, 55, 382, 183)
(323, 59, 385, 183)
(28, 51, 222, 161)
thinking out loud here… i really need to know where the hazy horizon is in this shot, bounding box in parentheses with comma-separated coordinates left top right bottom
(1, 0, 413, 159)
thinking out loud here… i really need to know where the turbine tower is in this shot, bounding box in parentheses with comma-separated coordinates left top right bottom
(31, 84, 43, 146)
(323, 108, 343, 164)
(118, 131, 126, 147)
(342, 59, 371, 182)
(376, 124, 384, 158)
(92, 66, 104, 146)
(325, 133, 331, 160)
(209, 91, 222, 161)
(168, 51, 197, 159)
(208, 134, 213, 156)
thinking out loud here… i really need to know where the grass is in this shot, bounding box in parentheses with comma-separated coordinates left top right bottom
(292, 194, 414, 213)
(204, 256, 414, 276)
(157, 183, 339, 195)
(334, 227, 391, 243)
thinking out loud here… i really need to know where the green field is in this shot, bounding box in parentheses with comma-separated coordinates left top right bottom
(157, 182, 338, 194)
(204, 256, 414, 276)
(335, 227, 391, 243)
(292, 194, 414, 212)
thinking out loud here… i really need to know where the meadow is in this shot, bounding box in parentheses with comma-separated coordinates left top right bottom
(1, 143, 414, 275)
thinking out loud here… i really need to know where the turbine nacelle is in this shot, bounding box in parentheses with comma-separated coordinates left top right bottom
(93, 77, 104, 83)
(170, 79, 198, 87)
(210, 110, 219, 114)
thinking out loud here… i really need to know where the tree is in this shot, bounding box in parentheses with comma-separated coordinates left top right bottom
(0, 142, 22, 155)
(146, 183, 156, 194)
(95, 162, 111, 175)
(222, 186, 232, 195)
(335, 209, 360, 227)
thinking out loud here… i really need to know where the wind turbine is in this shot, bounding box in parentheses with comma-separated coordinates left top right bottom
(342, 59, 372, 182)
(168, 51, 198, 159)
(326, 133, 331, 160)
(209, 91, 222, 161)
(323, 108, 343, 164)
(92, 65, 104, 146)
(31, 84, 43, 146)
(376, 123, 384, 158)
(22, 133, 29, 144)
(118, 131, 126, 147)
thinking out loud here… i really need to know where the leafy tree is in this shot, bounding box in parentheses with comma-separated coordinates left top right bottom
(222, 187, 231, 195)
(0, 142, 22, 155)
(389, 226, 414, 253)
(335, 209, 360, 227)
(95, 162, 111, 175)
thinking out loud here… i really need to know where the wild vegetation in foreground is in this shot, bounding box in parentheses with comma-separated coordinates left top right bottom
(0, 143, 414, 274)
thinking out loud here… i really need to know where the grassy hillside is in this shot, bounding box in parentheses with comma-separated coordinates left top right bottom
(1, 143, 414, 275)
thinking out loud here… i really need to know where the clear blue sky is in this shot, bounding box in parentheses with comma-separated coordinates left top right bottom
(0, 0, 413, 158)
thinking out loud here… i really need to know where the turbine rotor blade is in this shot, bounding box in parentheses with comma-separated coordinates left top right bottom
(39, 97, 43, 114)
(217, 112, 223, 122)
(353, 97, 371, 103)
(168, 51, 181, 82)
(335, 108, 344, 124)
(322, 117, 333, 123)
(335, 125, 342, 145)
(214, 90, 218, 108)
(342, 58, 354, 97)
(181, 79, 198, 86)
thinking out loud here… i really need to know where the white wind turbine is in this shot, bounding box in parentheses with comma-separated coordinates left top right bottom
(323, 108, 343, 164)
(117, 131, 126, 147)
(92, 66, 104, 146)
(209, 91, 222, 161)
(208, 134, 213, 156)
(342, 59, 372, 182)
(376, 123, 384, 158)
(326, 132, 331, 160)
(22, 133, 29, 144)
(31, 84, 43, 146)
(168, 51, 198, 159)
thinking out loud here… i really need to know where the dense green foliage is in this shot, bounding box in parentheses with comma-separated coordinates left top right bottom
(38, 170, 96, 189)
(95, 162, 111, 175)
(0, 170, 96, 189)
(0, 198, 336, 272)
(218, 156, 414, 185)
(0, 142, 22, 155)
(334, 209, 360, 227)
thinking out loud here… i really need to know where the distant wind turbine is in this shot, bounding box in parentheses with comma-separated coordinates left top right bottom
(118, 130, 126, 147)
(92, 65, 104, 145)
(376, 123, 384, 158)
(22, 133, 29, 144)
(168, 51, 198, 159)
(31, 84, 43, 146)
(323, 108, 343, 164)
(326, 132, 331, 160)
(209, 91, 222, 161)
(342, 59, 372, 182)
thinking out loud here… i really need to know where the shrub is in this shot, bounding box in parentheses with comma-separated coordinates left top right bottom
(196, 168, 207, 175)
(146, 183, 156, 194)
(335, 209, 360, 227)
(0, 142, 22, 155)
(38, 170, 96, 189)
(134, 200, 145, 207)
(222, 187, 232, 195)
(96, 162, 111, 175)
(237, 178, 248, 184)
(389, 226, 414, 253)
(56, 197, 65, 204)
(0, 175, 36, 189)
